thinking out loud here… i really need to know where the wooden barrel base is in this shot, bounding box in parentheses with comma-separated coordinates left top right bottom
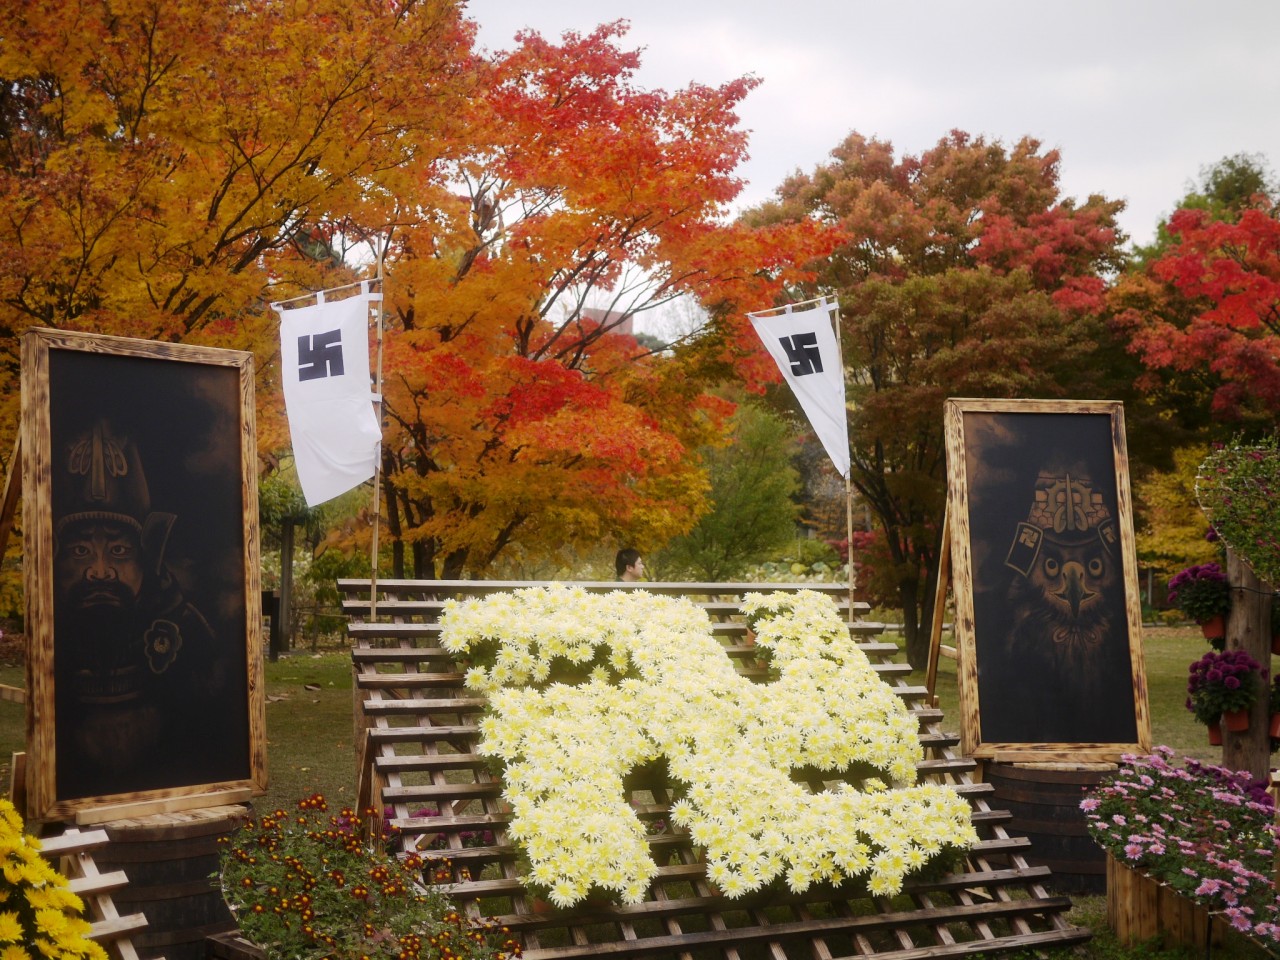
(94, 804, 250, 960)
(984, 762, 1112, 894)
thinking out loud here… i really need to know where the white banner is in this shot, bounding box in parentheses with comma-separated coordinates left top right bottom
(274, 283, 382, 506)
(748, 299, 849, 479)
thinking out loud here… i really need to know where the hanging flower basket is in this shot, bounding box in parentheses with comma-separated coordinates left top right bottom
(1197, 439, 1280, 587)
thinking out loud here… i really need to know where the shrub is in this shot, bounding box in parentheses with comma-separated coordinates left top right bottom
(220, 794, 519, 959)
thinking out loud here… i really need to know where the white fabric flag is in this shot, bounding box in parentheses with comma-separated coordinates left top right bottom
(748, 299, 850, 478)
(275, 285, 382, 506)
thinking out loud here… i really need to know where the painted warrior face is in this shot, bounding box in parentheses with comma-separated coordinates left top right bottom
(55, 520, 145, 610)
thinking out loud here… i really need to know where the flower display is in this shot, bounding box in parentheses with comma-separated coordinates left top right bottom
(219, 794, 520, 960)
(1083, 748, 1280, 942)
(440, 586, 977, 907)
(1185, 649, 1264, 725)
(1167, 562, 1231, 627)
(1198, 439, 1280, 587)
(0, 799, 108, 960)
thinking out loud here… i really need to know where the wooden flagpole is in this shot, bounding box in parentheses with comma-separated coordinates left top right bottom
(828, 297, 856, 616)
(369, 244, 387, 621)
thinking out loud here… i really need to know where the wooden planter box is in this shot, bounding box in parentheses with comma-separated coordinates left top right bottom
(1106, 854, 1230, 949)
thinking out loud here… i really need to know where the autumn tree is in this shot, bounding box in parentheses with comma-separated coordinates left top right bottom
(0, 0, 480, 458)
(1102, 153, 1280, 615)
(655, 401, 801, 580)
(1132, 444, 1220, 580)
(364, 23, 836, 578)
(1114, 195, 1280, 430)
(0, 4, 836, 582)
(745, 131, 1126, 667)
(1133, 153, 1277, 268)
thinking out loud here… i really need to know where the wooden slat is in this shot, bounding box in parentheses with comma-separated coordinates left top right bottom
(88, 913, 151, 941)
(68, 869, 130, 897)
(357, 672, 466, 688)
(39, 828, 111, 855)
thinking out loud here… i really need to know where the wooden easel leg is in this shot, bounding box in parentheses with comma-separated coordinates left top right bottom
(0, 435, 20, 560)
(924, 507, 952, 703)
(9, 751, 26, 817)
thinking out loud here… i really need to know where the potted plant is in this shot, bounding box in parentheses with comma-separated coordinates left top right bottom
(219, 794, 519, 960)
(1167, 562, 1231, 642)
(1082, 748, 1279, 950)
(1186, 649, 1265, 739)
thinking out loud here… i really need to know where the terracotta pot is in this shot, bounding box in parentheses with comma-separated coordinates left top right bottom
(1208, 722, 1223, 745)
(1199, 615, 1226, 640)
(1223, 708, 1250, 733)
(1272, 635, 1280, 656)
(1270, 712, 1280, 739)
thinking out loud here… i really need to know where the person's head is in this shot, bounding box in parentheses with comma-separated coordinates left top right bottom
(615, 548, 644, 582)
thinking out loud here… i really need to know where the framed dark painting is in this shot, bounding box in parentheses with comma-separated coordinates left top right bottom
(943, 398, 1150, 761)
(22, 328, 266, 820)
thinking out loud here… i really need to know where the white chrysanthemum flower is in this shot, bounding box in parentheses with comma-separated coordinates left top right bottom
(441, 586, 976, 907)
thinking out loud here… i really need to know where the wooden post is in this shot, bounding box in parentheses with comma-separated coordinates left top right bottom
(278, 515, 295, 653)
(1223, 547, 1271, 780)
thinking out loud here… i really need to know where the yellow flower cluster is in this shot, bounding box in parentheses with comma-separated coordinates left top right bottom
(0, 800, 108, 960)
(441, 587, 977, 906)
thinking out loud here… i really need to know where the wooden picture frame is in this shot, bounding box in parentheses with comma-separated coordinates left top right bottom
(943, 398, 1150, 762)
(22, 328, 266, 820)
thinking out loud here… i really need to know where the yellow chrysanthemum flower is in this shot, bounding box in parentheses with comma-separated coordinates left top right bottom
(0, 913, 22, 944)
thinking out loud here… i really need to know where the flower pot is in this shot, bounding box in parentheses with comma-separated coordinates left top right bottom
(1270, 712, 1280, 739)
(1272, 635, 1280, 656)
(1223, 708, 1250, 732)
(1199, 615, 1226, 640)
(1105, 855, 1227, 949)
(1207, 722, 1223, 745)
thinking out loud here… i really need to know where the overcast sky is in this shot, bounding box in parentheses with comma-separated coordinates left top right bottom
(463, 0, 1280, 250)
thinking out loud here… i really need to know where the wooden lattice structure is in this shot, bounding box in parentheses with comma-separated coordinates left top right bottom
(38, 827, 157, 960)
(340, 579, 1091, 959)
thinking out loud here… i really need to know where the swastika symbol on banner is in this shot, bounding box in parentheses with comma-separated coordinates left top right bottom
(297, 330, 345, 381)
(778, 332, 823, 376)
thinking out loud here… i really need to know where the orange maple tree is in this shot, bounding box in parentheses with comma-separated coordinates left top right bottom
(0, 4, 834, 580)
(368, 23, 835, 577)
(0, 0, 477, 444)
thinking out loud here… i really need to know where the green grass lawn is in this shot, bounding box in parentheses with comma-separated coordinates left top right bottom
(0, 621, 1272, 957)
